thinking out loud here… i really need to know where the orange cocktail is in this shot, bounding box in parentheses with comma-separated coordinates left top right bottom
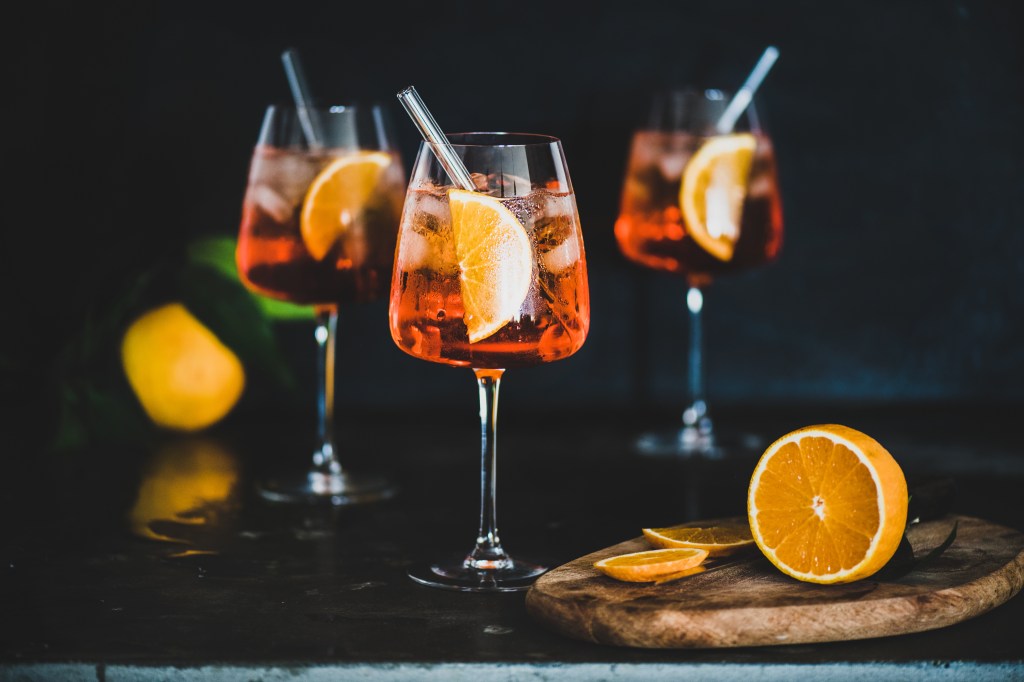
(615, 129, 782, 286)
(237, 145, 405, 306)
(390, 184, 589, 368)
(235, 103, 405, 505)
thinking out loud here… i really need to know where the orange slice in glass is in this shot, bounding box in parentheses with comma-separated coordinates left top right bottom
(449, 189, 533, 343)
(747, 424, 909, 584)
(679, 133, 756, 261)
(642, 523, 755, 557)
(300, 151, 392, 261)
(593, 547, 708, 582)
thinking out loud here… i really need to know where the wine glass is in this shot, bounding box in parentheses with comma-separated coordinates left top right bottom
(389, 132, 590, 591)
(614, 88, 783, 458)
(236, 102, 406, 504)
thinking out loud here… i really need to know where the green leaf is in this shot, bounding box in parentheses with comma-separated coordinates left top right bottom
(877, 521, 958, 581)
(187, 236, 238, 281)
(177, 264, 296, 393)
(254, 296, 316, 321)
(51, 381, 152, 454)
(187, 236, 314, 321)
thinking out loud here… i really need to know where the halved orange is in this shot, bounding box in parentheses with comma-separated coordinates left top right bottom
(449, 189, 533, 343)
(679, 133, 756, 261)
(747, 424, 909, 584)
(300, 151, 392, 261)
(642, 523, 755, 557)
(593, 547, 708, 582)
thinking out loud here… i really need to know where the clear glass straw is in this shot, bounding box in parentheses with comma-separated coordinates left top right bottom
(281, 47, 324, 149)
(715, 46, 780, 134)
(396, 85, 476, 191)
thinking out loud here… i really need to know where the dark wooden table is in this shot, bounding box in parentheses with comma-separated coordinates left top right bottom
(2, 404, 1022, 681)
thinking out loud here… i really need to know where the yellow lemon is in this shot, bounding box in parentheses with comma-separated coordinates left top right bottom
(121, 303, 245, 432)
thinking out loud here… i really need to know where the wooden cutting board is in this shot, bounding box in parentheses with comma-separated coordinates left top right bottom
(525, 514, 1024, 649)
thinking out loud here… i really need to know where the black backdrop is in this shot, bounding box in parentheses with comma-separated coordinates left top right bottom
(8, 0, 1023, 429)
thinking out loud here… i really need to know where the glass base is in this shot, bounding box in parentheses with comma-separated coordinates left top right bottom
(257, 470, 397, 506)
(408, 553, 547, 592)
(635, 426, 765, 460)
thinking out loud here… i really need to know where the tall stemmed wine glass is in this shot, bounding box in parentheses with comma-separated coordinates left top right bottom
(235, 101, 407, 503)
(614, 55, 783, 459)
(390, 87, 590, 590)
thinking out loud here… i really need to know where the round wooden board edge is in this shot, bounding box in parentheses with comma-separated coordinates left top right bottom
(524, 515, 1024, 649)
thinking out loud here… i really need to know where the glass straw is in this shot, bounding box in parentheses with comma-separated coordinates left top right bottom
(396, 85, 476, 191)
(715, 46, 780, 134)
(281, 47, 324, 149)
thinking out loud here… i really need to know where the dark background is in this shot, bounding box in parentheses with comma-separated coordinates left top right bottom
(7, 0, 1023, 444)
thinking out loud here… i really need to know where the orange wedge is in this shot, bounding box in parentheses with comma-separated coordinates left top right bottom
(679, 133, 756, 261)
(747, 424, 909, 584)
(300, 151, 392, 261)
(642, 523, 755, 557)
(593, 547, 708, 582)
(449, 189, 533, 343)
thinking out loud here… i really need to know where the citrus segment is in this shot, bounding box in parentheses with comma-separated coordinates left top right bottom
(679, 133, 756, 261)
(642, 523, 755, 557)
(747, 424, 909, 584)
(300, 151, 392, 261)
(449, 189, 533, 343)
(121, 303, 245, 432)
(593, 547, 708, 582)
(653, 564, 708, 585)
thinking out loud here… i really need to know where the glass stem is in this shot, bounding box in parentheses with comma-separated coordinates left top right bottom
(468, 368, 511, 570)
(312, 306, 341, 478)
(683, 286, 711, 436)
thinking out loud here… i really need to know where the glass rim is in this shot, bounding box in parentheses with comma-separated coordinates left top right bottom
(264, 100, 386, 113)
(425, 132, 562, 148)
(651, 87, 734, 100)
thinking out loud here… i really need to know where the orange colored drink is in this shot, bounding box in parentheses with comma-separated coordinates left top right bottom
(236, 146, 405, 305)
(390, 186, 590, 369)
(614, 130, 783, 284)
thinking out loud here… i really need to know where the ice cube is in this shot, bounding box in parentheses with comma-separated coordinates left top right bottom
(253, 152, 318, 201)
(748, 172, 773, 198)
(409, 193, 450, 237)
(401, 193, 456, 271)
(658, 152, 688, 182)
(531, 194, 578, 255)
(542, 234, 581, 273)
(397, 228, 432, 269)
(475, 171, 535, 197)
(249, 185, 294, 224)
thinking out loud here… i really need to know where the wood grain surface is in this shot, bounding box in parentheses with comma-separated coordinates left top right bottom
(524, 515, 1024, 649)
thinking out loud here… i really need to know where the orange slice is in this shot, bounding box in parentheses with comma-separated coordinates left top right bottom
(652, 564, 708, 585)
(747, 424, 909, 584)
(593, 547, 708, 582)
(679, 133, 756, 261)
(449, 189, 533, 343)
(300, 151, 392, 261)
(642, 523, 755, 557)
